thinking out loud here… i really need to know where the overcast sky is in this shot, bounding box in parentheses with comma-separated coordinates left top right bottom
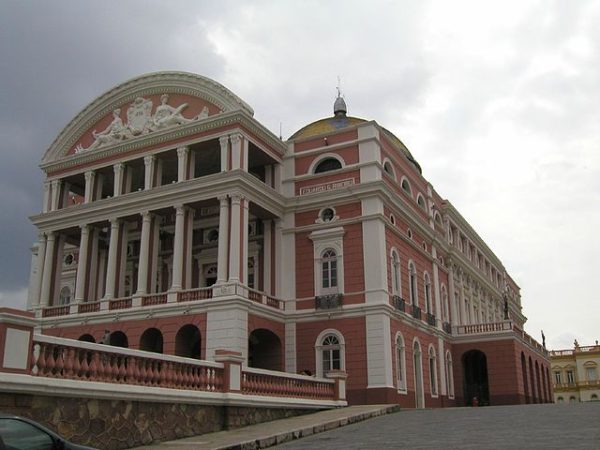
(1, 0, 598, 350)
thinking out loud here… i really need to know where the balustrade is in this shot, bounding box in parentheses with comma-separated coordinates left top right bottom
(178, 287, 213, 302)
(141, 293, 168, 306)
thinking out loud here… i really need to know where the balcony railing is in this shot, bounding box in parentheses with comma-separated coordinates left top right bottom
(315, 293, 343, 310)
(442, 321, 452, 334)
(411, 305, 421, 320)
(39, 283, 285, 319)
(426, 312, 436, 326)
(392, 295, 406, 312)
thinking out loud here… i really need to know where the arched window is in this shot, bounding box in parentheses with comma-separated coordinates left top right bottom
(441, 284, 449, 321)
(429, 347, 438, 396)
(391, 250, 401, 295)
(59, 286, 71, 305)
(383, 160, 396, 179)
(321, 249, 338, 291)
(315, 330, 345, 377)
(557, 396, 564, 403)
(591, 394, 599, 401)
(569, 396, 577, 403)
(409, 262, 418, 306)
(401, 177, 412, 196)
(314, 157, 342, 174)
(417, 194, 426, 211)
(424, 272, 432, 314)
(446, 351, 454, 398)
(396, 333, 407, 392)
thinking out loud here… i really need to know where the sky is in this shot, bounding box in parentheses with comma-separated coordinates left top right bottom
(0, 0, 598, 350)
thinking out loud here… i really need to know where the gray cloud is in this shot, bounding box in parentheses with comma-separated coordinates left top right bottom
(0, 0, 598, 348)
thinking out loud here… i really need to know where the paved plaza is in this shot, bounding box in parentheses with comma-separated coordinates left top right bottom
(132, 402, 599, 449)
(276, 402, 600, 450)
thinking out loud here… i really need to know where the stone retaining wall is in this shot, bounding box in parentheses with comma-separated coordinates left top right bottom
(0, 393, 313, 449)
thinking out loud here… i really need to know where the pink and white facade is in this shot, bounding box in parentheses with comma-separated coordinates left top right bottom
(27, 72, 551, 407)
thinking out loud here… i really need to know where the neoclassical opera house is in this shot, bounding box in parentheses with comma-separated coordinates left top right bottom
(28, 72, 551, 406)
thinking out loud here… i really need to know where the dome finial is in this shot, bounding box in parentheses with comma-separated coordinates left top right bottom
(333, 76, 347, 117)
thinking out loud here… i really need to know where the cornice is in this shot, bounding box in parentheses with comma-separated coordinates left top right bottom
(43, 111, 285, 175)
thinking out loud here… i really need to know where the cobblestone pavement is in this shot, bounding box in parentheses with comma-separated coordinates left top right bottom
(275, 403, 600, 450)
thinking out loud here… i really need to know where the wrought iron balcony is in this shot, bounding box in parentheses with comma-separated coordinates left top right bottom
(426, 312, 436, 326)
(392, 295, 406, 312)
(315, 293, 343, 310)
(442, 321, 452, 334)
(411, 304, 422, 320)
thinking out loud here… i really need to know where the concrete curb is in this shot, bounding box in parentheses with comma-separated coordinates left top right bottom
(215, 405, 400, 450)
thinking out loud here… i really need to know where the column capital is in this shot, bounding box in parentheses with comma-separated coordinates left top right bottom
(174, 205, 186, 215)
(140, 210, 153, 220)
(38, 232, 47, 241)
(144, 155, 155, 166)
(176, 145, 189, 157)
(219, 135, 230, 148)
(84, 170, 95, 181)
(230, 133, 242, 145)
(230, 193, 244, 204)
(51, 179, 62, 187)
(79, 224, 90, 233)
(46, 231, 56, 241)
(218, 194, 229, 203)
(109, 217, 121, 227)
(113, 162, 125, 173)
(43, 181, 51, 190)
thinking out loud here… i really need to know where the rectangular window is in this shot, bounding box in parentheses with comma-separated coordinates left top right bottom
(554, 371, 562, 384)
(586, 367, 598, 381)
(566, 370, 575, 384)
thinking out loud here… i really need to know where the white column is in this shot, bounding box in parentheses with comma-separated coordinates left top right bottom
(188, 149, 196, 180)
(273, 164, 282, 192)
(74, 225, 90, 302)
(150, 219, 161, 293)
(136, 211, 153, 295)
(230, 133, 242, 170)
(30, 233, 47, 308)
(144, 155, 155, 190)
(170, 205, 186, 291)
(216, 195, 229, 284)
(432, 246, 442, 328)
(50, 180, 62, 210)
(103, 219, 121, 300)
(263, 219, 272, 294)
(366, 313, 394, 388)
(39, 232, 56, 307)
(84, 171, 95, 203)
(448, 264, 459, 326)
(241, 137, 249, 171)
(177, 146, 189, 182)
(228, 195, 242, 282)
(242, 198, 249, 285)
(219, 135, 229, 172)
(361, 197, 388, 304)
(113, 163, 124, 197)
(88, 228, 100, 302)
(42, 181, 51, 213)
(185, 208, 194, 289)
(94, 173, 104, 201)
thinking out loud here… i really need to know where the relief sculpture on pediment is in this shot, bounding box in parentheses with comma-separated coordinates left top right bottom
(75, 94, 211, 153)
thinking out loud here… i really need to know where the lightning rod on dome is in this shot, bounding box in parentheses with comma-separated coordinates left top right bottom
(334, 75, 347, 117)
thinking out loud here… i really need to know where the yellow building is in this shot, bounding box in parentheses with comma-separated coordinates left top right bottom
(550, 342, 600, 403)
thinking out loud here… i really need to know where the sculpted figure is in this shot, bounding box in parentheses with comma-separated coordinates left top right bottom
(152, 94, 195, 130)
(76, 109, 131, 152)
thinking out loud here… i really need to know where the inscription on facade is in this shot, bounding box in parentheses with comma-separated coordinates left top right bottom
(299, 178, 355, 196)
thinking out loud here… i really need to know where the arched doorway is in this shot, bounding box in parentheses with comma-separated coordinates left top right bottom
(521, 352, 530, 403)
(139, 328, 163, 353)
(248, 329, 282, 370)
(109, 331, 128, 348)
(462, 350, 490, 406)
(78, 334, 95, 343)
(175, 324, 202, 359)
(413, 340, 425, 409)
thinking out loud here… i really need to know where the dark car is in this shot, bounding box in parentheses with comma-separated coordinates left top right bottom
(0, 415, 98, 450)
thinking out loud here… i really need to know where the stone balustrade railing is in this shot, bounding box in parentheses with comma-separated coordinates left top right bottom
(31, 335, 224, 392)
(455, 321, 513, 335)
(38, 283, 285, 319)
(21, 333, 341, 402)
(242, 367, 335, 399)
